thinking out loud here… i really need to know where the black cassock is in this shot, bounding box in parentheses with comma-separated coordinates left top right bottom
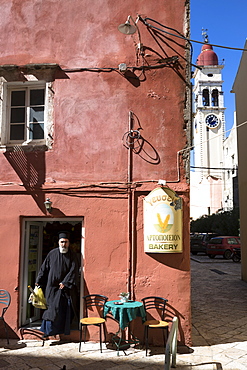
(36, 248, 79, 336)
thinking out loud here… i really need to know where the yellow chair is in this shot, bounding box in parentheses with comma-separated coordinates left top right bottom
(79, 294, 108, 353)
(142, 296, 169, 356)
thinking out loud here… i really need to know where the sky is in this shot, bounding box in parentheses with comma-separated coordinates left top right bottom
(191, 0, 247, 133)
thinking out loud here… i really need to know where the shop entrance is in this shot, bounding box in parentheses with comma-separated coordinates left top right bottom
(20, 218, 84, 330)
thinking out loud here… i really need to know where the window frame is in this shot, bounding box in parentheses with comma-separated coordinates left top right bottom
(0, 79, 54, 150)
(8, 84, 45, 144)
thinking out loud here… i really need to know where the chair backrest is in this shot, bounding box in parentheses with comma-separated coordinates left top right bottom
(0, 289, 11, 318)
(142, 296, 168, 321)
(83, 294, 108, 318)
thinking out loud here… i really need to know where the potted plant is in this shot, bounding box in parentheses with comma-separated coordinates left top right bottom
(119, 292, 129, 303)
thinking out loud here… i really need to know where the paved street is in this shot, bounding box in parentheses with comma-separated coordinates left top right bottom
(191, 255, 247, 346)
(1, 255, 247, 369)
(188, 254, 247, 369)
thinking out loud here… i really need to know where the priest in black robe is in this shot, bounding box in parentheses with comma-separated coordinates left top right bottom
(36, 232, 79, 338)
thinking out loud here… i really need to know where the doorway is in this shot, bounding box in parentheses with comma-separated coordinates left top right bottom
(20, 218, 84, 329)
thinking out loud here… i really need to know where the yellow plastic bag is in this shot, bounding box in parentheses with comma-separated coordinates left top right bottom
(28, 286, 47, 309)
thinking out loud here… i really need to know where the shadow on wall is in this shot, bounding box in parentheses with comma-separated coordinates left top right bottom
(165, 303, 185, 346)
(4, 147, 47, 213)
(122, 112, 160, 165)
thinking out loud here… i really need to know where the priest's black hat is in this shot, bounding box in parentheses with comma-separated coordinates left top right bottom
(58, 231, 70, 240)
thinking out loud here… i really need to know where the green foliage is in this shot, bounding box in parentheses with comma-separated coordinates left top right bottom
(190, 208, 240, 236)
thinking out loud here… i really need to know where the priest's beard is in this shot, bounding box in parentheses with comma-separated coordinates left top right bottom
(59, 246, 69, 254)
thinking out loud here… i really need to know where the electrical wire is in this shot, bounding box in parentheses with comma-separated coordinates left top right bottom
(0, 179, 168, 189)
(60, 17, 246, 75)
(62, 67, 118, 73)
(139, 16, 247, 52)
(189, 38, 247, 52)
(184, 120, 247, 153)
(62, 59, 178, 74)
(191, 166, 237, 171)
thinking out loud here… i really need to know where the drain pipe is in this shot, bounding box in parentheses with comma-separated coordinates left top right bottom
(127, 111, 134, 300)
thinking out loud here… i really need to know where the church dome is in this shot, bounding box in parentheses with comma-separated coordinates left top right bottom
(196, 44, 218, 66)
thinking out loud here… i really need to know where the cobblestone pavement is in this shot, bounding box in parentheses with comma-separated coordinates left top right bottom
(1, 255, 247, 369)
(188, 255, 247, 369)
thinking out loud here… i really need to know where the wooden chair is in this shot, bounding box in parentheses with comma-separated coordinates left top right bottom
(79, 294, 108, 353)
(0, 289, 11, 344)
(141, 296, 169, 356)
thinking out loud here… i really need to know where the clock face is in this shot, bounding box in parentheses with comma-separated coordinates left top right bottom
(205, 114, 219, 128)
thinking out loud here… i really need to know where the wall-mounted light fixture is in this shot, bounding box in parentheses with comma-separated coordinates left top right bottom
(118, 15, 138, 35)
(118, 15, 143, 56)
(44, 198, 52, 213)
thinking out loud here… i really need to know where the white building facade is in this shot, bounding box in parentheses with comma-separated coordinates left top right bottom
(223, 116, 238, 211)
(190, 41, 238, 220)
(191, 43, 225, 220)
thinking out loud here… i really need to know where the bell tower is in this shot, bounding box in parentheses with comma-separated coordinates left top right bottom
(191, 31, 225, 219)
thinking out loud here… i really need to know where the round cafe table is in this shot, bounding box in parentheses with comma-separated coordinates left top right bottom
(104, 300, 146, 354)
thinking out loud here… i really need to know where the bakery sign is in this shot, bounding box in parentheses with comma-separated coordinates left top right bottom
(144, 187, 183, 253)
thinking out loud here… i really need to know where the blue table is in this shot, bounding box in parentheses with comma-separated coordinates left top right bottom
(104, 300, 146, 354)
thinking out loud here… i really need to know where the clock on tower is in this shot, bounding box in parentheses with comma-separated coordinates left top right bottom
(205, 114, 219, 128)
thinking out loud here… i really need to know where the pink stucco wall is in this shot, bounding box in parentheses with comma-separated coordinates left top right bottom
(0, 0, 191, 345)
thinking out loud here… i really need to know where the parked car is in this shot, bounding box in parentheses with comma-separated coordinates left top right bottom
(190, 233, 219, 255)
(206, 236, 241, 259)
